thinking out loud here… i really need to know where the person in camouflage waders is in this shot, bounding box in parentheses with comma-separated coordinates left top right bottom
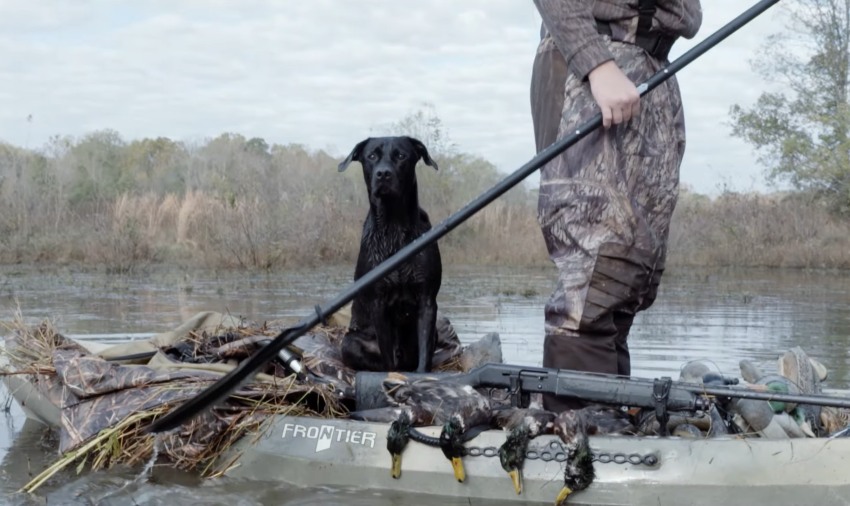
(531, 0, 703, 411)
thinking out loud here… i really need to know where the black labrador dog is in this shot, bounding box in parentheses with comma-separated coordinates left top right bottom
(337, 136, 442, 373)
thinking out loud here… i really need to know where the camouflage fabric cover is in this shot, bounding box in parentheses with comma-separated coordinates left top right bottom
(5, 310, 496, 460)
(2, 317, 333, 458)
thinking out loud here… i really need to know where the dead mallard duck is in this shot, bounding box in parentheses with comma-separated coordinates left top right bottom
(386, 409, 413, 479)
(494, 404, 631, 495)
(554, 410, 595, 505)
(350, 373, 492, 481)
(493, 408, 557, 494)
(581, 404, 637, 436)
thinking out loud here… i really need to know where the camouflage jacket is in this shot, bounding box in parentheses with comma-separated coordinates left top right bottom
(533, 0, 703, 80)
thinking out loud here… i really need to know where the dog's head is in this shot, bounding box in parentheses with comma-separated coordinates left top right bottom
(338, 136, 437, 203)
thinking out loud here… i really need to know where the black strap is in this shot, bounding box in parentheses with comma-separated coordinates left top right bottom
(635, 0, 675, 61)
(653, 376, 672, 437)
(637, 0, 656, 39)
(596, 0, 676, 62)
(314, 304, 328, 325)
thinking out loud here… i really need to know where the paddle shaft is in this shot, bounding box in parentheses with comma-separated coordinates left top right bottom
(697, 384, 850, 409)
(147, 0, 783, 434)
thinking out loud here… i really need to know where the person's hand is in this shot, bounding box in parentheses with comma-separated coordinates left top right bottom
(587, 60, 640, 128)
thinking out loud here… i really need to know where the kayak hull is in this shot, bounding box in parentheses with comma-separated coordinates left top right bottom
(221, 414, 850, 505)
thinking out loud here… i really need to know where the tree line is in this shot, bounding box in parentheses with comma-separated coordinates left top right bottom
(0, 118, 848, 272)
(2, 0, 850, 271)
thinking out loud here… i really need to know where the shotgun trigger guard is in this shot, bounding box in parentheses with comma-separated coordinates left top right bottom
(653, 377, 673, 436)
(501, 369, 533, 408)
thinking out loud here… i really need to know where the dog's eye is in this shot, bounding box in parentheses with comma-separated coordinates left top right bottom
(396, 152, 408, 161)
(367, 153, 379, 161)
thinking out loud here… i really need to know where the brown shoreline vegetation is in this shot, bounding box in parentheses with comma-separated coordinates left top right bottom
(1, 129, 849, 273)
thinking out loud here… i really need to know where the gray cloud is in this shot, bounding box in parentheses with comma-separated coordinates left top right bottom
(1, 1, 788, 195)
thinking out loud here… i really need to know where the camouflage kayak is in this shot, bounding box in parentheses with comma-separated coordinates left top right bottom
(4, 313, 850, 505)
(7, 371, 850, 506)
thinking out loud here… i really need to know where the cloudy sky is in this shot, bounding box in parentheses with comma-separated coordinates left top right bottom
(1, 1, 790, 195)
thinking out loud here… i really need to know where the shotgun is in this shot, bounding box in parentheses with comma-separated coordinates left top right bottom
(353, 363, 850, 413)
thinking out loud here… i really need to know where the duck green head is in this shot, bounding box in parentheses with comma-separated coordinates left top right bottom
(554, 410, 595, 505)
(499, 425, 530, 494)
(386, 410, 411, 479)
(440, 413, 467, 483)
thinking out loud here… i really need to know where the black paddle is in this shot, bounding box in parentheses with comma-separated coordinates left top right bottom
(146, 0, 783, 434)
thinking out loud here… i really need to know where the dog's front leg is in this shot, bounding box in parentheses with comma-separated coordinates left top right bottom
(415, 297, 438, 372)
(374, 306, 397, 371)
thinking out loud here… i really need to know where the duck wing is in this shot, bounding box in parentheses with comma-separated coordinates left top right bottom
(383, 376, 491, 427)
(491, 407, 556, 437)
(348, 405, 436, 426)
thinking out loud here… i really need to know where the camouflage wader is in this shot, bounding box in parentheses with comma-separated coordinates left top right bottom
(531, 30, 686, 411)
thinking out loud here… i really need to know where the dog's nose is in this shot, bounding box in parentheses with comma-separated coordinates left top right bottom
(375, 167, 392, 181)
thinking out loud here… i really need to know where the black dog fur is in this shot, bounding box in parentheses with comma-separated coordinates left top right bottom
(338, 136, 442, 373)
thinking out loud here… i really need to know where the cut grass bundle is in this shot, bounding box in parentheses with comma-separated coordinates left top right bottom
(20, 407, 168, 493)
(17, 374, 339, 493)
(4, 309, 480, 495)
(3, 316, 345, 494)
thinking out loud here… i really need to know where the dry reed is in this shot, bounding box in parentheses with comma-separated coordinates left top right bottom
(0, 310, 66, 375)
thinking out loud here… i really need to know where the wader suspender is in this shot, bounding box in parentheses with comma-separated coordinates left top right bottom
(596, 0, 677, 61)
(635, 0, 656, 46)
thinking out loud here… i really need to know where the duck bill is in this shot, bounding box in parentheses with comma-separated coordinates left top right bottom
(391, 453, 402, 479)
(451, 456, 466, 482)
(555, 485, 573, 505)
(508, 468, 522, 494)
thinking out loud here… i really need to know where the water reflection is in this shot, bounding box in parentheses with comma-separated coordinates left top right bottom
(2, 264, 849, 382)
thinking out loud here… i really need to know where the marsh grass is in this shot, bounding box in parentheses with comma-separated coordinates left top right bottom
(7, 187, 849, 270)
(669, 190, 850, 268)
(3, 188, 850, 270)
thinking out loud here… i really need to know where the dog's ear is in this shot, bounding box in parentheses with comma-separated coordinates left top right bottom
(406, 137, 438, 171)
(338, 139, 370, 172)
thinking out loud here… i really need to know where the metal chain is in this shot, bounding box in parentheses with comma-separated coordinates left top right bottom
(464, 439, 659, 467)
